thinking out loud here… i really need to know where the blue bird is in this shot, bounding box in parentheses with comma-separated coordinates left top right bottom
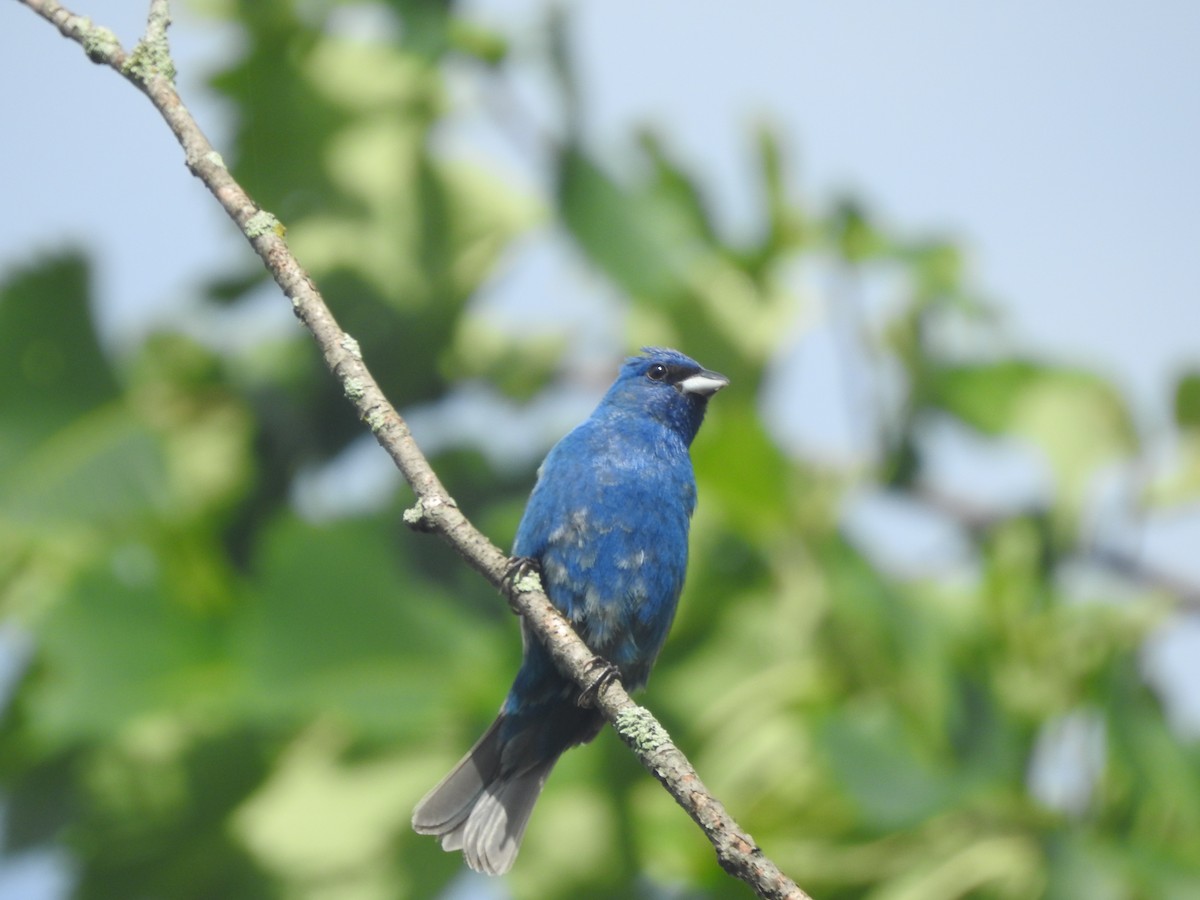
(412, 347, 728, 874)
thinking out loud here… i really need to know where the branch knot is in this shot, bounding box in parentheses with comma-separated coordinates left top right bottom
(403, 494, 457, 532)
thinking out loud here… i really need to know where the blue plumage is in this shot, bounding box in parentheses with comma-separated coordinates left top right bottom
(412, 348, 727, 874)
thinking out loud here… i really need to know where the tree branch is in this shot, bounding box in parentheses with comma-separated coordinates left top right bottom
(915, 481, 1200, 611)
(16, 1, 811, 897)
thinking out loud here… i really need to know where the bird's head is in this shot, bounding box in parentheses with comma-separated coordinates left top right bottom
(601, 347, 728, 445)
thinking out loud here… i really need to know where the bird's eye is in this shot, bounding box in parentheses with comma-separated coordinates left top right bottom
(646, 364, 668, 382)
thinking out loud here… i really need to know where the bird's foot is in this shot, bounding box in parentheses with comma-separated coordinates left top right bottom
(503, 556, 542, 613)
(576, 657, 621, 708)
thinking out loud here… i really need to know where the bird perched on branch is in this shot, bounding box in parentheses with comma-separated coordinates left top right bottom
(412, 347, 728, 874)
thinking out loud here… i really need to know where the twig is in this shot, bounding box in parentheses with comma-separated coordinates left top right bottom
(915, 482, 1200, 612)
(16, 2, 812, 897)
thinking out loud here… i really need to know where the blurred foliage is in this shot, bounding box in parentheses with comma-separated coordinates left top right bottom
(4, 1, 1199, 898)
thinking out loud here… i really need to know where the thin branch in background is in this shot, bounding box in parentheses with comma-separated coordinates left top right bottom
(915, 481, 1200, 612)
(1088, 543, 1200, 612)
(15, 1, 812, 897)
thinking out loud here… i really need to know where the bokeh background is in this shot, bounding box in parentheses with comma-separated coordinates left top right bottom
(2, 1, 1199, 898)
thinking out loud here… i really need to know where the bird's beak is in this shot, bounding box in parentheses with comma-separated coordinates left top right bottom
(675, 368, 729, 397)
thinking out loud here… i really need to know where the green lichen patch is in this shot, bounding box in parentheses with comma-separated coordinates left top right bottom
(80, 22, 121, 64)
(122, 35, 176, 84)
(616, 707, 672, 756)
(243, 211, 282, 239)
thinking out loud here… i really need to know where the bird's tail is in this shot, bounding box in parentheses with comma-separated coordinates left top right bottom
(412, 717, 557, 875)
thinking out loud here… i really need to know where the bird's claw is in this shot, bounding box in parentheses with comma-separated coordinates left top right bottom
(576, 658, 621, 708)
(503, 556, 542, 613)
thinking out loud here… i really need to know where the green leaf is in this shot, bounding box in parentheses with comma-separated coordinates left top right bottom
(928, 360, 1137, 506)
(829, 196, 889, 263)
(235, 514, 501, 737)
(556, 148, 694, 300)
(1106, 661, 1200, 834)
(905, 239, 966, 302)
(1143, 433, 1200, 507)
(754, 124, 805, 260)
(207, 5, 353, 221)
(446, 319, 564, 401)
(691, 403, 792, 535)
(447, 17, 509, 65)
(928, 360, 1043, 434)
(0, 406, 167, 530)
(76, 729, 276, 899)
(1174, 370, 1200, 430)
(27, 559, 224, 743)
(1043, 833, 1133, 900)
(0, 253, 176, 541)
(0, 253, 120, 468)
(232, 725, 426, 899)
(636, 129, 719, 248)
(818, 704, 955, 830)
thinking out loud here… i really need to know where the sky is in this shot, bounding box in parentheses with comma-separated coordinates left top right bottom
(1, 1, 1198, 897)
(557, 1, 1199, 417)
(3, 1, 1198, 409)
(2, 0, 1197, 411)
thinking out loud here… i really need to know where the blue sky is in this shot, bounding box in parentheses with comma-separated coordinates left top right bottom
(3, 0, 1196, 411)
(554, 0, 1199, 417)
